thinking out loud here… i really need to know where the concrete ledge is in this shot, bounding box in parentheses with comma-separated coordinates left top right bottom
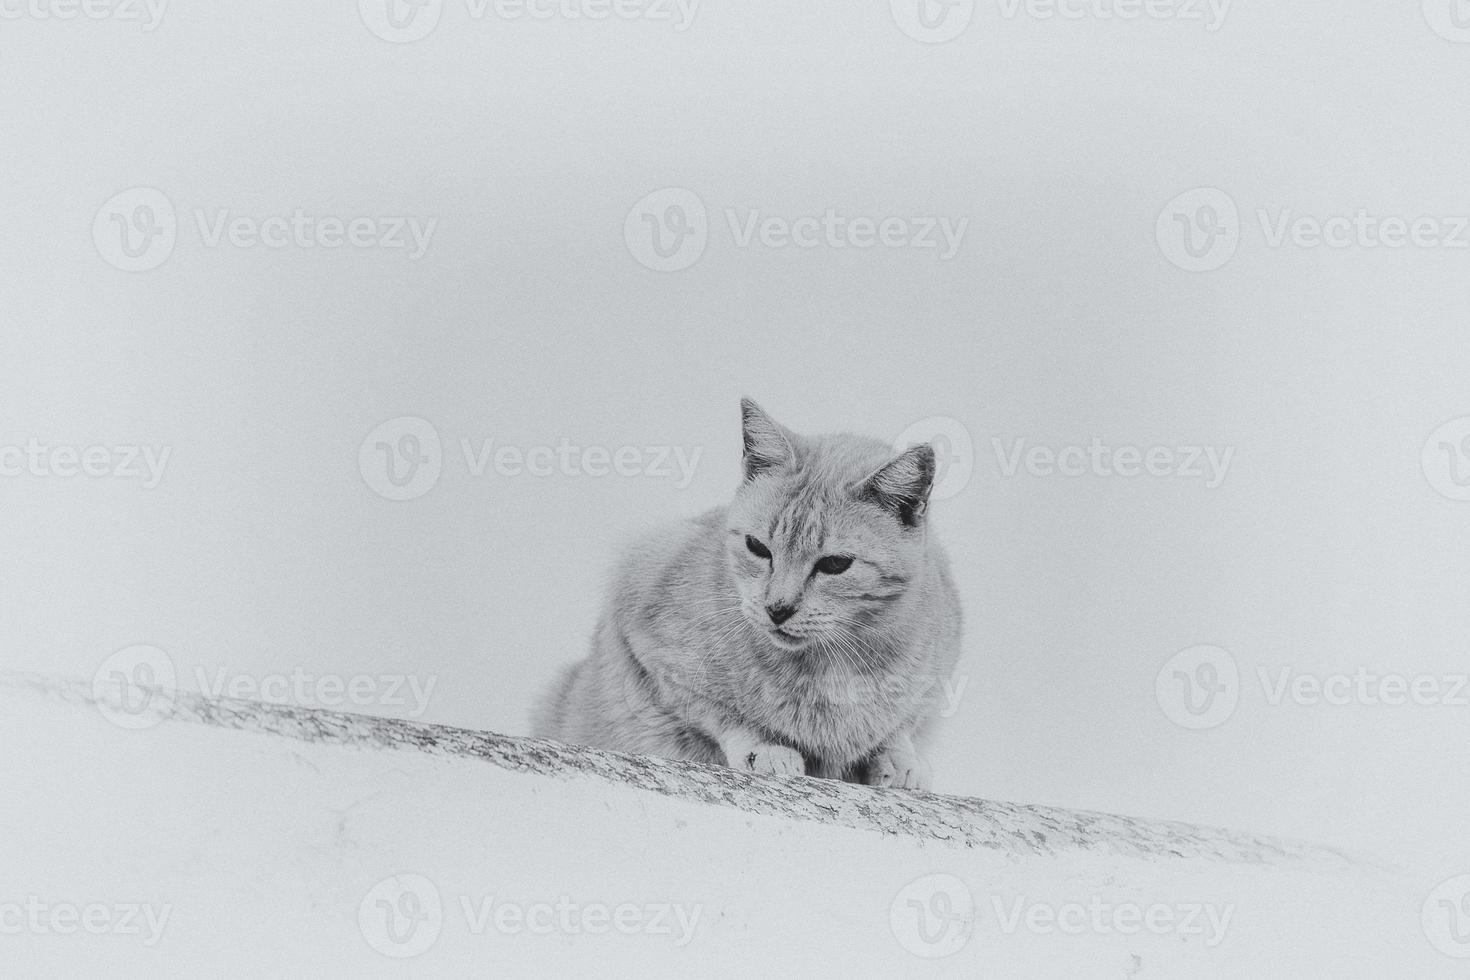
(6, 672, 1351, 868)
(0, 671, 1430, 978)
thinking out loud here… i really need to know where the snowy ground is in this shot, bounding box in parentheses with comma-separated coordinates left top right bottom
(0, 672, 1445, 978)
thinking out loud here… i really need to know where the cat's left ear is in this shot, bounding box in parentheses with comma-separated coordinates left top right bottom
(740, 398, 795, 480)
(859, 445, 936, 527)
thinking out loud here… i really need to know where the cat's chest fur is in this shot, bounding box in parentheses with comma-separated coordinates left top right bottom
(727, 651, 927, 763)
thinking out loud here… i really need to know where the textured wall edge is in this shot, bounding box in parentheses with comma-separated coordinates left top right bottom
(3, 670, 1370, 872)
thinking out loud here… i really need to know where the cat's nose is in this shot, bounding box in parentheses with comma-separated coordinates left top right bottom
(766, 603, 797, 626)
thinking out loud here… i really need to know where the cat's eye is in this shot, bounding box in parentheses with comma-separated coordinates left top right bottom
(745, 535, 772, 560)
(815, 555, 853, 575)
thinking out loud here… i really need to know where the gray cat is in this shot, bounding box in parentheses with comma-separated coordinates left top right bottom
(532, 399, 962, 790)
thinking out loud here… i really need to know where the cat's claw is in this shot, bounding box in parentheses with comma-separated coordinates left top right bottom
(734, 744, 806, 777)
(866, 749, 930, 791)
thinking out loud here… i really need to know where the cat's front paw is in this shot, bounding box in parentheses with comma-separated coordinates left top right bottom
(865, 747, 930, 791)
(731, 744, 806, 778)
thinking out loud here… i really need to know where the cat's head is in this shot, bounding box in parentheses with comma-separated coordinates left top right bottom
(725, 398, 937, 654)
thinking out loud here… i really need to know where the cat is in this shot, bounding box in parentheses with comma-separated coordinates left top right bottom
(531, 399, 962, 790)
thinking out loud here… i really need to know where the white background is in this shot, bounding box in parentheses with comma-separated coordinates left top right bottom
(3, 0, 1469, 884)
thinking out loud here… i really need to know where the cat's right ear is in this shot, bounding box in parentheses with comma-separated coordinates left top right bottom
(858, 444, 937, 528)
(740, 398, 794, 480)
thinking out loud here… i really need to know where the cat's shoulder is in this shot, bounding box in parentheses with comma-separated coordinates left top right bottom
(607, 506, 728, 592)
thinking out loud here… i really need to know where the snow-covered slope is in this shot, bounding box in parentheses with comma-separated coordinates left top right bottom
(0, 672, 1437, 978)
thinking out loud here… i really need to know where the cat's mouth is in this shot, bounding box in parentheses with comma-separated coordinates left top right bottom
(765, 627, 810, 651)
